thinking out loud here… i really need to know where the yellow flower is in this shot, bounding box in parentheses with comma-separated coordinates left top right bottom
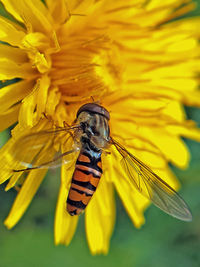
(0, 0, 200, 254)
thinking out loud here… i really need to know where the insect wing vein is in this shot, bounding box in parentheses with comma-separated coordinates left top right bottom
(111, 138, 192, 221)
(11, 125, 79, 171)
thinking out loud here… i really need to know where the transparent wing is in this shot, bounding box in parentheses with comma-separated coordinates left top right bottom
(110, 138, 192, 221)
(9, 125, 80, 172)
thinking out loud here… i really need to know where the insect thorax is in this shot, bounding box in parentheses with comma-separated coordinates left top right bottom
(76, 111, 110, 151)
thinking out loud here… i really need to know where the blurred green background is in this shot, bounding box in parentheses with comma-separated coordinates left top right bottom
(1, 1, 200, 267)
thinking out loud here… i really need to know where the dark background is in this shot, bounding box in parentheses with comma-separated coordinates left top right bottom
(0, 1, 200, 266)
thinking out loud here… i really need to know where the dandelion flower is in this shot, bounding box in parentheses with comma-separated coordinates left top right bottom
(0, 0, 200, 254)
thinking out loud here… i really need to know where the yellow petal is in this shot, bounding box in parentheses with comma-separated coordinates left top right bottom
(0, 119, 53, 185)
(67, 0, 99, 13)
(46, 0, 70, 25)
(162, 101, 185, 122)
(46, 86, 61, 116)
(4, 135, 57, 229)
(34, 52, 51, 73)
(18, 83, 37, 127)
(147, 0, 188, 9)
(5, 171, 24, 191)
(166, 124, 200, 142)
(4, 168, 47, 229)
(114, 175, 148, 228)
(140, 127, 190, 169)
(0, 43, 28, 63)
(104, 148, 148, 228)
(0, 59, 36, 80)
(143, 61, 200, 80)
(54, 164, 78, 246)
(1, 0, 53, 33)
(182, 91, 200, 107)
(85, 178, 115, 255)
(0, 138, 15, 184)
(22, 32, 50, 51)
(18, 76, 51, 127)
(0, 80, 34, 113)
(36, 75, 50, 119)
(0, 103, 20, 132)
(1, 0, 24, 22)
(0, 16, 25, 46)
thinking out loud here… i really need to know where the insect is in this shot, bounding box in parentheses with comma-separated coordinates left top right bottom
(11, 103, 192, 221)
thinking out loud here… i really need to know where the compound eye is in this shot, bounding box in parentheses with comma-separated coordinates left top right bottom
(91, 126, 99, 136)
(76, 103, 110, 120)
(80, 121, 88, 131)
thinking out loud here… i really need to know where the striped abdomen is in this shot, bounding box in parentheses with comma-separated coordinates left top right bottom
(67, 150, 102, 216)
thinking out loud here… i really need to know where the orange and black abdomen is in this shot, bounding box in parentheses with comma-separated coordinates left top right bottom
(67, 150, 102, 216)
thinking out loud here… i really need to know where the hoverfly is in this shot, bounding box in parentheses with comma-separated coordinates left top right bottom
(11, 103, 192, 220)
